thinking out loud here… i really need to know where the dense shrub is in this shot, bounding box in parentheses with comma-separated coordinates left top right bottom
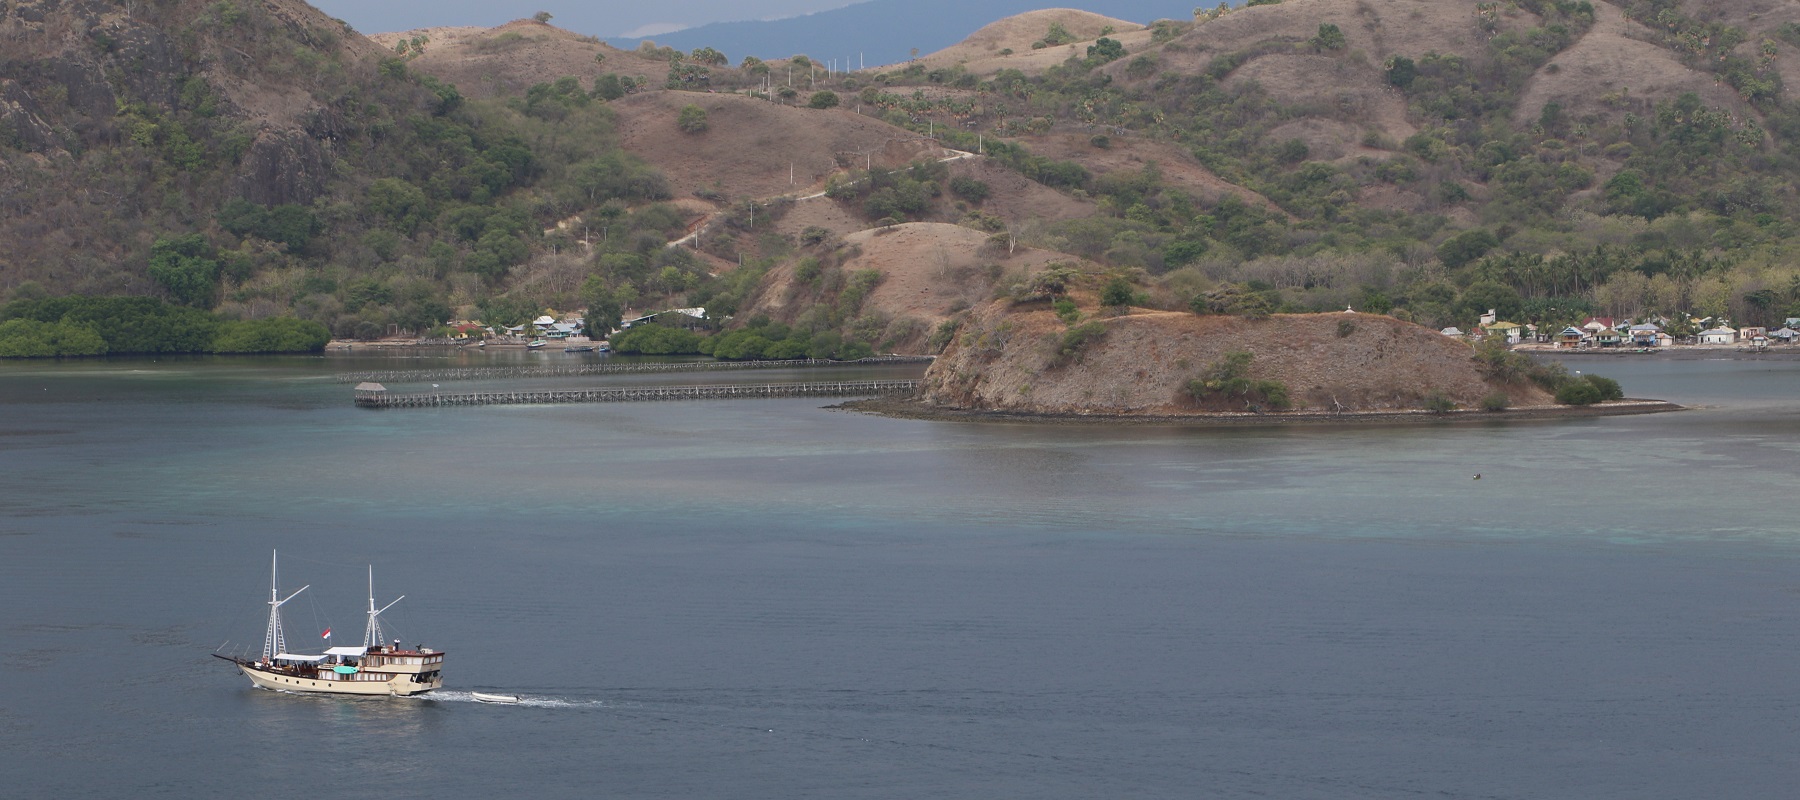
(212, 318, 331, 353)
(1054, 321, 1108, 364)
(1100, 277, 1136, 308)
(0, 295, 325, 356)
(676, 105, 708, 133)
(609, 323, 703, 354)
(1555, 379, 1603, 405)
(1186, 351, 1290, 410)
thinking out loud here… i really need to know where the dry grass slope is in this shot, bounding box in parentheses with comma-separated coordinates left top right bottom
(371, 19, 671, 98)
(608, 92, 949, 201)
(915, 8, 1152, 75)
(746, 222, 1096, 341)
(925, 305, 1553, 414)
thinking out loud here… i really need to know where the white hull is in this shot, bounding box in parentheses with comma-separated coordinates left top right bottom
(236, 661, 440, 697)
(472, 692, 519, 704)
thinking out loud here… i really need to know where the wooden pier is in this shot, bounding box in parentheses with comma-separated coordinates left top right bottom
(336, 356, 933, 384)
(355, 379, 920, 408)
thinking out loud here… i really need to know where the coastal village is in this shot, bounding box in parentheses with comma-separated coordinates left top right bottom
(1444, 311, 1800, 353)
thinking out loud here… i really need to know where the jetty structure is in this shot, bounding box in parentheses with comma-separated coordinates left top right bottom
(335, 355, 932, 384)
(354, 379, 919, 408)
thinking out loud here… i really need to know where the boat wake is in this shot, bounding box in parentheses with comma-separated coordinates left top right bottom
(428, 690, 608, 709)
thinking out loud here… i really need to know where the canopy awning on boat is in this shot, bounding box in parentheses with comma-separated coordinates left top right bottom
(323, 646, 368, 657)
(273, 653, 326, 663)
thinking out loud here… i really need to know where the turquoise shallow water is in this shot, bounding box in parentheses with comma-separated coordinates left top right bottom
(1, 352, 1797, 797)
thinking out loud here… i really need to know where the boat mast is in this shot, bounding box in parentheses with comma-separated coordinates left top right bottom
(362, 565, 404, 650)
(263, 550, 308, 661)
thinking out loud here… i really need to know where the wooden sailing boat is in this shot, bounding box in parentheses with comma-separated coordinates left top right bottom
(215, 551, 444, 696)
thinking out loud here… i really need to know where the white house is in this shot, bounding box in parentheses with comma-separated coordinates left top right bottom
(1698, 326, 1737, 345)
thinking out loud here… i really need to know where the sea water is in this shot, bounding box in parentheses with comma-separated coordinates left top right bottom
(1, 352, 1797, 798)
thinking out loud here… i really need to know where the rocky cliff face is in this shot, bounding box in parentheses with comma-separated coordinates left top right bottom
(0, 0, 402, 291)
(923, 301, 1552, 415)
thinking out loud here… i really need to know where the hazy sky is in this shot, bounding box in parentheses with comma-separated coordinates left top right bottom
(311, 0, 859, 38)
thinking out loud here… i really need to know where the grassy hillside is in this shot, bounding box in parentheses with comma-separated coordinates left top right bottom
(8, 0, 1800, 358)
(0, 0, 719, 339)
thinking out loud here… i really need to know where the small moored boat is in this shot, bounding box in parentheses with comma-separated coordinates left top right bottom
(472, 692, 520, 704)
(215, 551, 444, 697)
(525, 339, 548, 349)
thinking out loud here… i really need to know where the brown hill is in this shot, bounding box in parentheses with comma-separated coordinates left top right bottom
(370, 19, 670, 98)
(923, 303, 1552, 415)
(1511, 1, 1753, 128)
(1017, 133, 1283, 212)
(1100, 0, 1800, 164)
(609, 91, 950, 201)
(915, 8, 1154, 75)
(0, 0, 403, 293)
(763, 157, 1097, 244)
(744, 222, 1098, 350)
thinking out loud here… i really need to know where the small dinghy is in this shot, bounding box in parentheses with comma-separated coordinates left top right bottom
(472, 692, 520, 704)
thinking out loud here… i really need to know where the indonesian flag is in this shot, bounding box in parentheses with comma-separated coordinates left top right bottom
(321, 628, 331, 640)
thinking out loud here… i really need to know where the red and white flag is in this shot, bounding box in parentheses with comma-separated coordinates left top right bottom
(321, 628, 331, 640)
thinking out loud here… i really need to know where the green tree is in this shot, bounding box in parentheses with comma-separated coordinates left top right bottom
(1086, 38, 1126, 64)
(1100, 276, 1136, 307)
(579, 275, 624, 334)
(1312, 23, 1346, 51)
(689, 47, 728, 66)
(593, 73, 626, 100)
(949, 175, 990, 203)
(1555, 379, 1602, 405)
(1384, 55, 1416, 88)
(1457, 280, 1524, 322)
(365, 178, 429, 233)
(147, 234, 221, 307)
(807, 91, 840, 109)
(1437, 228, 1499, 268)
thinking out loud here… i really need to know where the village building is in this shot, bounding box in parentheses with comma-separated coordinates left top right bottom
(1698, 326, 1738, 345)
(1579, 316, 1615, 334)
(1483, 320, 1525, 344)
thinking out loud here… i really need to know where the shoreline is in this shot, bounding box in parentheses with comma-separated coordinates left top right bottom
(1518, 345, 1800, 360)
(836, 398, 1686, 426)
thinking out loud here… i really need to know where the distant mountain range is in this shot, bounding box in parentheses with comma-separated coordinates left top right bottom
(609, 0, 1205, 67)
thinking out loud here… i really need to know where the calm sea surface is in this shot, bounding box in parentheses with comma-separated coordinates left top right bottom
(2, 350, 1798, 798)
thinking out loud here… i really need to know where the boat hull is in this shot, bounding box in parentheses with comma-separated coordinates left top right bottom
(234, 662, 440, 697)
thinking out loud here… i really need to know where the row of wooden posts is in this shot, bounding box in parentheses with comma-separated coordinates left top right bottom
(354, 380, 922, 408)
(336, 356, 934, 384)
